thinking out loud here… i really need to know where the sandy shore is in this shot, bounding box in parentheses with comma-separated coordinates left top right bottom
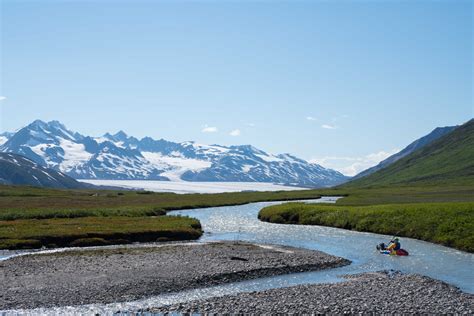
(0, 241, 349, 310)
(150, 270, 474, 314)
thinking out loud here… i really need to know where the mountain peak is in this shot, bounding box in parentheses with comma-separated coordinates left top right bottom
(113, 130, 128, 140)
(29, 119, 48, 129)
(48, 120, 67, 130)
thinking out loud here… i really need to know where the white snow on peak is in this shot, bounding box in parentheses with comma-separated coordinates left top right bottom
(94, 137, 109, 144)
(58, 138, 93, 172)
(28, 129, 53, 142)
(183, 142, 229, 154)
(30, 143, 58, 168)
(169, 151, 184, 158)
(242, 164, 253, 173)
(0, 136, 7, 146)
(255, 153, 284, 163)
(94, 137, 125, 148)
(54, 124, 76, 141)
(142, 151, 212, 181)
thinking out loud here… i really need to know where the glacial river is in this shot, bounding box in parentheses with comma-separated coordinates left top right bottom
(1, 197, 473, 314)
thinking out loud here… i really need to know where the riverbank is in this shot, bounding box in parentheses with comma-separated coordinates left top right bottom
(0, 215, 202, 250)
(0, 241, 349, 310)
(149, 270, 474, 314)
(258, 201, 474, 252)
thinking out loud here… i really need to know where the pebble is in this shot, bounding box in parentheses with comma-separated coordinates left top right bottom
(149, 271, 474, 314)
(0, 241, 348, 310)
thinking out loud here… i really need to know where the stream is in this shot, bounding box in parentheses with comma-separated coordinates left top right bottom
(1, 196, 473, 315)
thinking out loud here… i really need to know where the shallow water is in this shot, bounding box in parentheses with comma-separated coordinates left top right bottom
(1, 197, 473, 315)
(174, 197, 474, 293)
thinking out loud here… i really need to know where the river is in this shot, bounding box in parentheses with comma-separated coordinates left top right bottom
(1, 197, 473, 315)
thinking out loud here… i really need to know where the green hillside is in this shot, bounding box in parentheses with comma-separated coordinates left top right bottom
(343, 119, 474, 188)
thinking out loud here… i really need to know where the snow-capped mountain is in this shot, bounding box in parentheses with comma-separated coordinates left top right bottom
(0, 120, 349, 187)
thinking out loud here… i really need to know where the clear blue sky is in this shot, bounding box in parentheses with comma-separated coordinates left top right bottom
(0, 0, 472, 175)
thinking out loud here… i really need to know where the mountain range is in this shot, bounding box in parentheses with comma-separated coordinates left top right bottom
(0, 120, 348, 187)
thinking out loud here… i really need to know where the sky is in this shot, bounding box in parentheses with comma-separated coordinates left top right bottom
(0, 0, 472, 176)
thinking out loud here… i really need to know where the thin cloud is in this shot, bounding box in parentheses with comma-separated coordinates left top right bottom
(0, 96, 6, 101)
(310, 149, 399, 176)
(306, 116, 317, 121)
(229, 129, 241, 136)
(201, 125, 218, 133)
(321, 124, 337, 129)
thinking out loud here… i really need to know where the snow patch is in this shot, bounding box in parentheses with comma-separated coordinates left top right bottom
(242, 164, 253, 173)
(255, 153, 283, 163)
(58, 138, 93, 172)
(142, 152, 212, 181)
(0, 136, 8, 146)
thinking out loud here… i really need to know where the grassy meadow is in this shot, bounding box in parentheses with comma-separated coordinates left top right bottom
(259, 200, 474, 252)
(0, 215, 202, 250)
(0, 185, 323, 221)
(0, 185, 323, 249)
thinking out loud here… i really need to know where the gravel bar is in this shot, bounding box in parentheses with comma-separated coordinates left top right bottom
(0, 241, 349, 310)
(150, 271, 474, 314)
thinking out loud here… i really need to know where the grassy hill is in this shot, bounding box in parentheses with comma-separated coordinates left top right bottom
(343, 119, 474, 188)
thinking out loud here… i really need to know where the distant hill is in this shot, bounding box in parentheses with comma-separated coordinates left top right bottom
(343, 119, 474, 188)
(353, 125, 457, 180)
(0, 153, 88, 189)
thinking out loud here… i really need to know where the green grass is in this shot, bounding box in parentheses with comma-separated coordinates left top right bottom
(259, 202, 474, 252)
(0, 185, 322, 220)
(2, 184, 473, 222)
(0, 215, 202, 250)
(0, 184, 324, 250)
(321, 186, 474, 206)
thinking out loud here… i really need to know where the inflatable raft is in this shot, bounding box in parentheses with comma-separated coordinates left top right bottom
(376, 242, 409, 256)
(379, 249, 409, 256)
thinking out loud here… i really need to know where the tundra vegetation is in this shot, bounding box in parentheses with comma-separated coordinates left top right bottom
(0, 185, 323, 249)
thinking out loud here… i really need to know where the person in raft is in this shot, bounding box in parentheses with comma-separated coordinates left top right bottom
(386, 237, 401, 253)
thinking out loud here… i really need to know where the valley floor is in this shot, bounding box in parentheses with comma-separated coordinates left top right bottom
(0, 241, 348, 310)
(78, 179, 308, 194)
(150, 271, 474, 314)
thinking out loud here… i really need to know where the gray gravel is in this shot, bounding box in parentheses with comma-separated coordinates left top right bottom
(0, 241, 349, 310)
(150, 270, 474, 314)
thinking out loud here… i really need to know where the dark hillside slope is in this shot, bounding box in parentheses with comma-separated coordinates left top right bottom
(343, 119, 474, 188)
(0, 153, 87, 189)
